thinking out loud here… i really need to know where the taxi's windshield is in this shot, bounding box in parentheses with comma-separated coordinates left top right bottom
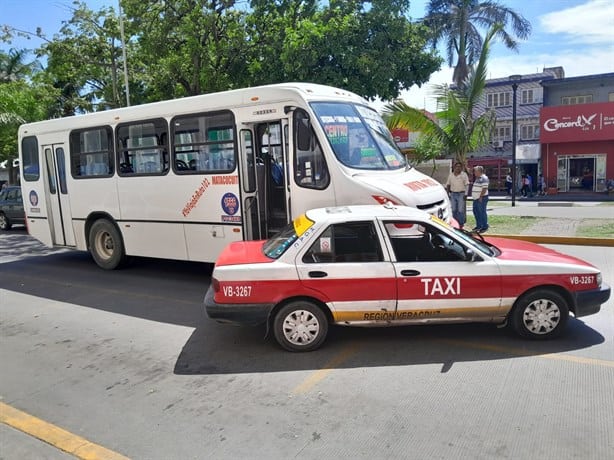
(429, 215, 498, 256)
(452, 227, 499, 256)
(263, 214, 315, 259)
(311, 102, 407, 170)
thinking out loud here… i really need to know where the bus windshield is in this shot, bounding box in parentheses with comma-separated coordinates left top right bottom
(311, 102, 407, 170)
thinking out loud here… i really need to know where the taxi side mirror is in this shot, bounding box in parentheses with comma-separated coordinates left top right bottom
(465, 248, 480, 262)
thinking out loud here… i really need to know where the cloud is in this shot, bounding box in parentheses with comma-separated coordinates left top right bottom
(487, 48, 614, 79)
(372, 67, 454, 113)
(539, 0, 614, 45)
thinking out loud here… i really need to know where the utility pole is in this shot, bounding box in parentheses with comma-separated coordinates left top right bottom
(118, 0, 130, 106)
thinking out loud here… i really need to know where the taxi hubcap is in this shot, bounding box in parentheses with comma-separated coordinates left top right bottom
(523, 299, 560, 334)
(282, 309, 320, 345)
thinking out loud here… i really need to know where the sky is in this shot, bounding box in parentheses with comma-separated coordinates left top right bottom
(1, 0, 613, 112)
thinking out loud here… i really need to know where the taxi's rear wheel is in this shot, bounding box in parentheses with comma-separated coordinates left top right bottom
(510, 289, 569, 339)
(273, 300, 328, 352)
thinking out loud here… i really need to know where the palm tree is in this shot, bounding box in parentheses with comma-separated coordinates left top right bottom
(383, 25, 499, 167)
(423, 0, 530, 87)
(0, 112, 25, 125)
(0, 49, 39, 83)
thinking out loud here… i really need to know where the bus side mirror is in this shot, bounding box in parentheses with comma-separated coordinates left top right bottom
(296, 117, 312, 151)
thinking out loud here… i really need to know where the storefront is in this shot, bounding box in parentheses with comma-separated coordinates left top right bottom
(540, 102, 614, 192)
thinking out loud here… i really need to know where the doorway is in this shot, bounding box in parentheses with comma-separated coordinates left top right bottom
(569, 157, 595, 191)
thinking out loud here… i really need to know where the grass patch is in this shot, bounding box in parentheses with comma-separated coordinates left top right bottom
(464, 214, 538, 235)
(576, 219, 614, 238)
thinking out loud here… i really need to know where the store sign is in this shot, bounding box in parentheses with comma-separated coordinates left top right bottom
(540, 102, 614, 143)
(391, 128, 409, 143)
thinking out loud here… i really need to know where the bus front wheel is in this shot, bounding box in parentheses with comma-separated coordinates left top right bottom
(89, 219, 125, 270)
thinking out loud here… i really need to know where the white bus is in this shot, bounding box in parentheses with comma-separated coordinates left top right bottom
(18, 83, 451, 269)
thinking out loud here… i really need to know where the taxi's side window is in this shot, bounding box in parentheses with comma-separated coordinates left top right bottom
(385, 221, 466, 262)
(303, 221, 383, 263)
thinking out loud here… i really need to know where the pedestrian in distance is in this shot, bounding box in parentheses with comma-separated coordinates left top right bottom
(527, 173, 533, 197)
(505, 172, 513, 196)
(521, 174, 529, 197)
(471, 165, 489, 233)
(537, 174, 546, 196)
(445, 162, 469, 229)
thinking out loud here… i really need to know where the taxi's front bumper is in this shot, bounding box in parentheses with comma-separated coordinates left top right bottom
(573, 283, 610, 317)
(204, 285, 274, 326)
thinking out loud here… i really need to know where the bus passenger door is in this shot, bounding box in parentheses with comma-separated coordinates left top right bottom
(42, 144, 76, 246)
(257, 121, 289, 237)
(238, 129, 263, 240)
(239, 121, 289, 240)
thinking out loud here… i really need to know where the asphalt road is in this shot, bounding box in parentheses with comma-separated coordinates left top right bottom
(1, 228, 613, 459)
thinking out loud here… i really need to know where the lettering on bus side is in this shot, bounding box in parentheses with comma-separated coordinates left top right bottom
(212, 175, 239, 185)
(182, 178, 210, 217)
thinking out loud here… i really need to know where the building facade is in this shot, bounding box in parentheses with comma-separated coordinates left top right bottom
(467, 67, 564, 191)
(540, 73, 614, 193)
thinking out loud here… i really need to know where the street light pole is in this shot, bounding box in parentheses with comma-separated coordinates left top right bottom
(118, 0, 130, 107)
(509, 74, 521, 207)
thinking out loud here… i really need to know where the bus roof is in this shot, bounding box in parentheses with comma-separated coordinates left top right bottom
(18, 82, 370, 137)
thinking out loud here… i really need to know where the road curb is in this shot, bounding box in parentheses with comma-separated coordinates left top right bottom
(0, 402, 129, 460)
(487, 234, 614, 247)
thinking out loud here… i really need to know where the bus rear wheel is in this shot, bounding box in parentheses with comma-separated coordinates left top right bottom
(89, 219, 126, 270)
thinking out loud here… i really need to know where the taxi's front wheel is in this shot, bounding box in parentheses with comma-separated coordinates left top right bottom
(273, 301, 329, 352)
(510, 289, 569, 339)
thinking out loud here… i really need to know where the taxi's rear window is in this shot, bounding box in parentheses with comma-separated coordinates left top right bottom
(263, 214, 315, 259)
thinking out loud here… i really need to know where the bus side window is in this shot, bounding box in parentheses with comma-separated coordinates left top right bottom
(171, 111, 236, 175)
(116, 119, 167, 177)
(70, 127, 113, 178)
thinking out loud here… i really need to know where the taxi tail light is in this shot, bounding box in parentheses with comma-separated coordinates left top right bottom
(372, 195, 399, 205)
(212, 277, 220, 293)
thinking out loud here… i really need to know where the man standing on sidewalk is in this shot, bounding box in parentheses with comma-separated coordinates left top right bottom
(471, 165, 489, 233)
(445, 162, 469, 229)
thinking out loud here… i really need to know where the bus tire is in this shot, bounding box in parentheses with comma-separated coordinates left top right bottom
(89, 219, 125, 270)
(273, 300, 328, 352)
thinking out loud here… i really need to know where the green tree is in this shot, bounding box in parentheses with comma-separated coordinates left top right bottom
(0, 48, 40, 83)
(37, 0, 134, 112)
(249, 0, 442, 100)
(0, 81, 59, 183)
(384, 25, 499, 166)
(423, 0, 530, 87)
(121, 0, 251, 100)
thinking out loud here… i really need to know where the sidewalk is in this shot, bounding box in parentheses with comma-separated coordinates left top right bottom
(477, 197, 614, 241)
(489, 190, 614, 203)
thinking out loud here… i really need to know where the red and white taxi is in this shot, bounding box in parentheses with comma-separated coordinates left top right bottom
(205, 204, 610, 351)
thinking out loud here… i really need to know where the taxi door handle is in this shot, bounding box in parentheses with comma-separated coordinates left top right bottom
(308, 271, 328, 278)
(400, 270, 421, 276)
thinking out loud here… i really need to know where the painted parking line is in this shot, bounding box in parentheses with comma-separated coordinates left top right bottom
(438, 339, 614, 368)
(0, 402, 129, 460)
(292, 343, 361, 395)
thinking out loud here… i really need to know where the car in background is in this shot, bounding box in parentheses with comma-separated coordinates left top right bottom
(0, 185, 25, 230)
(205, 204, 610, 352)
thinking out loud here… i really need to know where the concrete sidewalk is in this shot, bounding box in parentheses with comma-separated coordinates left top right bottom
(487, 200, 613, 220)
(477, 199, 614, 243)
